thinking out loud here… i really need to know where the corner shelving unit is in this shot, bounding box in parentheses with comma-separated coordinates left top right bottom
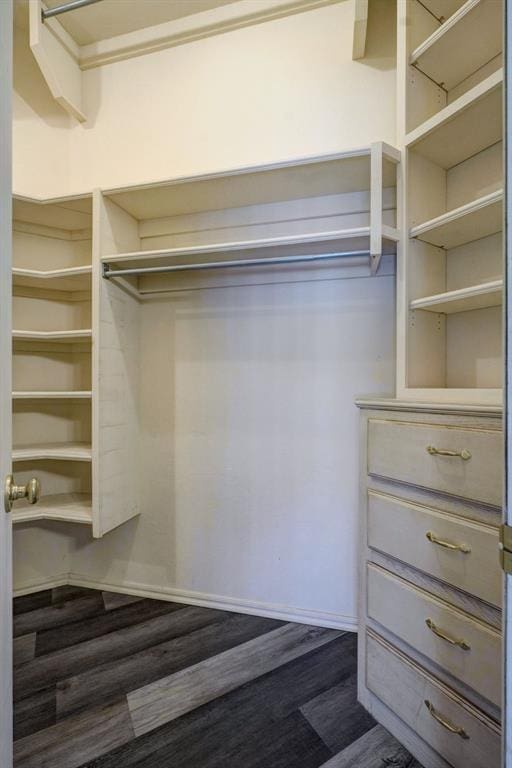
(11, 195, 95, 528)
(397, 0, 504, 405)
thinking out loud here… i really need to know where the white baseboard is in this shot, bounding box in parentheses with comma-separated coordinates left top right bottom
(13, 573, 69, 597)
(68, 572, 358, 631)
(12, 570, 358, 631)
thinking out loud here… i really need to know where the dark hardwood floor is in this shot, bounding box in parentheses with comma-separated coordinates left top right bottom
(12, 586, 421, 768)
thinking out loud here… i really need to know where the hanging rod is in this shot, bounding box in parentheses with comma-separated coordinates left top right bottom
(42, 0, 103, 21)
(102, 250, 372, 280)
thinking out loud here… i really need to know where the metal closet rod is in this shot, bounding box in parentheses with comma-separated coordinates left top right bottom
(42, 0, 103, 21)
(102, 250, 372, 279)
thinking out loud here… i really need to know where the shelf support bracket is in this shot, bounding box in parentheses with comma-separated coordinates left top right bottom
(29, 0, 87, 122)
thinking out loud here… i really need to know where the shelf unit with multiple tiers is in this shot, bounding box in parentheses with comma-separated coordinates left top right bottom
(12, 194, 141, 537)
(397, 0, 504, 405)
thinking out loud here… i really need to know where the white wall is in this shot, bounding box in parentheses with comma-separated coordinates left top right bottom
(12, 0, 397, 627)
(13, 0, 396, 197)
(68, 273, 395, 627)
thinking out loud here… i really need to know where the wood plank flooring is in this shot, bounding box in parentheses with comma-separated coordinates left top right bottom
(13, 586, 422, 768)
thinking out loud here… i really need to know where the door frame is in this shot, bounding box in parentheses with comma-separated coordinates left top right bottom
(0, 1, 13, 765)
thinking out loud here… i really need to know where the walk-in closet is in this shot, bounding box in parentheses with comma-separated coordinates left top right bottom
(0, 0, 509, 767)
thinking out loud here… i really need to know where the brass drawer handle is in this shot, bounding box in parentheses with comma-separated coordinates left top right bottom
(425, 618, 471, 651)
(424, 700, 469, 740)
(426, 531, 471, 554)
(426, 445, 471, 460)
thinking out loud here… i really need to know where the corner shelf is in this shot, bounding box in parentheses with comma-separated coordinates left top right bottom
(12, 391, 92, 400)
(12, 442, 92, 462)
(12, 493, 92, 525)
(410, 280, 502, 314)
(405, 69, 503, 168)
(410, 0, 502, 91)
(12, 265, 92, 292)
(12, 330, 92, 344)
(410, 190, 503, 249)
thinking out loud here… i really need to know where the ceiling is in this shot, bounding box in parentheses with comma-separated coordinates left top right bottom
(16, 0, 240, 45)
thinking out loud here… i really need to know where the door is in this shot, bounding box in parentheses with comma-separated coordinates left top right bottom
(0, 1, 13, 766)
(506, 3, 512, 767)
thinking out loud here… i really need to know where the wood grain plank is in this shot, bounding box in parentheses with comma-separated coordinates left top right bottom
(15, 606, 228, 702)
(13, 591, 52, 616)
(14, 688, 56, 742)
(51, 586, 97, 604)
(127, 623, 343, 737)
(57, 612, 284, 718)
(78, 633, 353, 768)
(318, 724, 420, 768)
(13, 594, 106, 638)
(301, 673, 375, 753)
(13, 634, 36, 667)
(101, 591, 143, 611)
(36, 598, 182, 656)
(14, 699, 134, 768)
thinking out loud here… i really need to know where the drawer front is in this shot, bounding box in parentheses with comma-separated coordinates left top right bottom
(367, 564, 501, 706)
(368, 491, 501, 607)
(367, 418, 501, 507)
(367, 632, 500, 768)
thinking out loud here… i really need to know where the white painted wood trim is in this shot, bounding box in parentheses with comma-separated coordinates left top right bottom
(12, 266, 92, 280)
(12, 391, 92, 399)
(0, 0, 13, 763)
(410, 279, 503, 314)
(12, 443, 92, 462)
(410, 190, 504, 241)
(78, 0, 341, 70)
(352, 0, 368, 60)
(102, 227, 372, 266)
(354, 398, 502, 416)
(66, 573, 358, 631)
(13, 574, 69, 597)
(29, 0, 86, 122)
(12, 329, 92, 343)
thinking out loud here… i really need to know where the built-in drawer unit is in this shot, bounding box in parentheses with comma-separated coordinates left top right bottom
(367, 490, 501, 607)
(367, 418, 502, 507)
(367, 564, 501, 707)
(366, 632, 500, 768)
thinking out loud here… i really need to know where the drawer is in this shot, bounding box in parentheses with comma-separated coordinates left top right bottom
(367, 631, 500, 768)
(368, 491, 501, 607)
(367, 564, 501, 706)
(367, 418, 502, 507)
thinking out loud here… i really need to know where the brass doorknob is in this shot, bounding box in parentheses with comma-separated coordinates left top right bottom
(4, 475, 41, 513)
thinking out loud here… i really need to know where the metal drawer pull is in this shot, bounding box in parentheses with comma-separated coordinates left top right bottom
(424, 700, 469, 740)
(426, 531, 471, 554)
(426, 445, 471, 460)
(425, 618, 471, 651)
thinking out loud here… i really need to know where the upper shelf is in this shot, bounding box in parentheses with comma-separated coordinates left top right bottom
(12, 266, 92, 292)
(410, 0, 502, 91)
(410, 189, 503, 249)
(104, 146, 399, 219)
(405, 69, 503, 169)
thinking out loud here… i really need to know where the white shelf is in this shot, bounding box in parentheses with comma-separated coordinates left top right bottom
(405, 69, 503, 168)
(11, 493, 92, 525)
(104, 147, 398, 220)
(12, 391, 92, 400)
(13, 442, 92, 462)
(410, 190, 503, 249)
(12, 329, 92, 344)
(410, 280, 502, 314)
(410, 0, 502, 91)
(12, 265, 92, 291)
